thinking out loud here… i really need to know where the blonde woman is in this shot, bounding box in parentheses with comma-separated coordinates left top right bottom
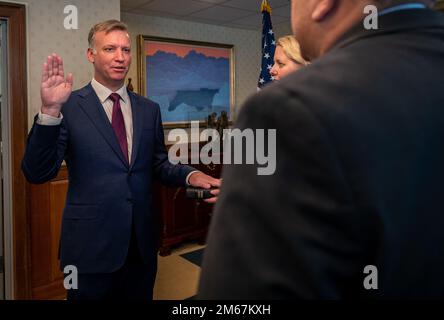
(270, 35, 308, 80)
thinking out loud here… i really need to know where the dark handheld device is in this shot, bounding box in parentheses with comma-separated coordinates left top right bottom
(186, 187, 216, 200)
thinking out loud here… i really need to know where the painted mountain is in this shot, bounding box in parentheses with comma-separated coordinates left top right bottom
(146, 49, 230, 123)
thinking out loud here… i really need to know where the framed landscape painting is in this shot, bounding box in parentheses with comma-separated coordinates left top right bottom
(138, 35, 235, 128)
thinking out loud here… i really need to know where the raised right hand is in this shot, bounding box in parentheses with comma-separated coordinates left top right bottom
(41, 53, 73, 117)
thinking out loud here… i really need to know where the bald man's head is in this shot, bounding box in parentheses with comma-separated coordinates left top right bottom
(291, 0, 437, 61)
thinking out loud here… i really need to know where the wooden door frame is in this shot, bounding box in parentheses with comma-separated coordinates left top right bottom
(0, 2, 30, 299)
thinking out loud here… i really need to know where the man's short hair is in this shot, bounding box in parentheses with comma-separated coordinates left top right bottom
(88, 20, 129, 49)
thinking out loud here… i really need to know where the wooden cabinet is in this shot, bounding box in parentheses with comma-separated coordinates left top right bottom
(29, 167, 68, 299)
(155, 161, 222, 256)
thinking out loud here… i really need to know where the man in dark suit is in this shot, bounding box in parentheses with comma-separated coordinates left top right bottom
(22, 20, 220, 300)
(199, 0, 444, 299)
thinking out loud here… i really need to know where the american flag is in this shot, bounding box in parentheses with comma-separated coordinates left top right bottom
(257, 0, 276, 89)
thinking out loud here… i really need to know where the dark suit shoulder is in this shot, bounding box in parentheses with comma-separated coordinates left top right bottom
(61, 84, 94, 114)
(239, 42, 384, 133)
(72, 83, 95, 99)
(236, 81, 326, 145)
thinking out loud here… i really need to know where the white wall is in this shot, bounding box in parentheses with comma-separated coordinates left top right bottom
(274, 20, 293, 39)
(122, 12, 262, 123)
(14, 0, 120, 128)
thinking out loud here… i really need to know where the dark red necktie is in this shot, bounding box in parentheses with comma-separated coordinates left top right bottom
(109, 93, 129, 164)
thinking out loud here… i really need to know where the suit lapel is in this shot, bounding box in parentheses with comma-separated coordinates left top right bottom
(129, 90, 144, 169)
(77, 84, 129, 168)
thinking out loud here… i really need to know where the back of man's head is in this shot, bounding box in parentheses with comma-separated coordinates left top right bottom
(291, 0, 437, 60)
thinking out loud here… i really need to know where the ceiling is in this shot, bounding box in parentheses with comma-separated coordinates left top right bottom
(121, 0, 292, 30)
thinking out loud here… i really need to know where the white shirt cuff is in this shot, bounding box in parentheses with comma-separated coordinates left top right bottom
(37, 111, 63, 126)
(186, 170, 200, 186)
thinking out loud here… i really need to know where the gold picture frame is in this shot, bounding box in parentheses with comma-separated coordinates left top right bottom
(137, 35, 235, 129)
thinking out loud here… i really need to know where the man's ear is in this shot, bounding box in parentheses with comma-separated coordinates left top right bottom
(312, 0, 336, 22)
(87, 48, 95, 63)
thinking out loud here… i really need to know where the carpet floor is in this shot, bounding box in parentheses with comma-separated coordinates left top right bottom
(153, 242, 204, 300)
